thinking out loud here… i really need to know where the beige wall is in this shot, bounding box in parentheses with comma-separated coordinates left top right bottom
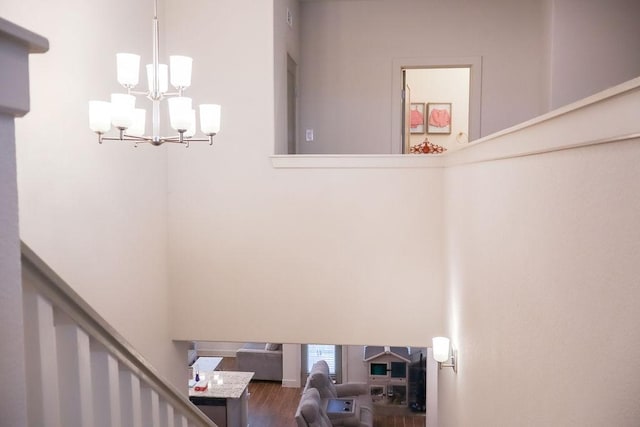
(0, 0, 187, 389)
(168, 163, 446, 347)
(439, 86, 640, 425)
(550, 0, 640, 109)
(297, 0, 550, 154)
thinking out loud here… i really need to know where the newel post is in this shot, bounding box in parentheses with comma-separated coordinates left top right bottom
(0, 17, 48, 427)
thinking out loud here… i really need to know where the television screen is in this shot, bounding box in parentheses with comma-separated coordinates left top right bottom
(370, 363, 388, 376)
(390, 362, 406, 378)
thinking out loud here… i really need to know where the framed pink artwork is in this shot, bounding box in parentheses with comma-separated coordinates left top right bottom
(409, 102, 425, 134)
(427, 102, 452, 134)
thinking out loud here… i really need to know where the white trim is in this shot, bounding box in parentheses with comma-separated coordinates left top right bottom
(281, 378, 301, 388)
(444, 76, 640, 166)
(445, 133, 640, 167)
(270, 154, 445, 169)
(196, 349, 238, 358)
(0, 17, 49, 54)
(462, 76, 640, 145)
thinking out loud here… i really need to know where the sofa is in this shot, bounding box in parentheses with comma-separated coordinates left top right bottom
(235, 342, 283, 381)
(295, 360, 373, 427)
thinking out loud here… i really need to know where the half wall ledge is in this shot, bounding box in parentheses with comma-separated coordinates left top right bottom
(271, 76, 640, 170)
(270, 154, 446, 169)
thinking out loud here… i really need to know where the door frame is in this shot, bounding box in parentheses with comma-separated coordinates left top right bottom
(391, 56, 482, 154)
(287, 53, 298, 154)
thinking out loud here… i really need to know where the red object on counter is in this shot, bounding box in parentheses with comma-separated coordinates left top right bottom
(194, 380, 208, 391)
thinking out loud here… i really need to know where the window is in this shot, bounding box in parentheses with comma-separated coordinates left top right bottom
(302, 344, 342, 382)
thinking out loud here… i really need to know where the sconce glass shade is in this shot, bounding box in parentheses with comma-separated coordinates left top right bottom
(200, 104, 221, 135)
(116, 53, 140, 87)
(170, 55, 193, 88)
(89, 101, 112, 133)
(128, 108, 146, 137)
(168, 97, 193, 131)
(110, 94, 136, 129)
(433, 337, 451, 363)
(146, 64, 169, 94)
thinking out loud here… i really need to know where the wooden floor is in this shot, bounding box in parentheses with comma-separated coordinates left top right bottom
(216, 358, 426, 427)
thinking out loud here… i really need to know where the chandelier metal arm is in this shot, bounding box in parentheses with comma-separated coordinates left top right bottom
(97, 132, 215, 146)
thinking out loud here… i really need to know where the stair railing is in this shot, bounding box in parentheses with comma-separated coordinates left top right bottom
(21, 242, 217, 427)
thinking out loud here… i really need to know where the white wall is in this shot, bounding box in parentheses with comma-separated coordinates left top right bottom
(0, 0, 187, 389)
(297, 0, 549, 154)
(169, 164, 446, 347)
(550, 0, 640, 109)
(167, 0, 445, 349)
(439, 91, 640, 425)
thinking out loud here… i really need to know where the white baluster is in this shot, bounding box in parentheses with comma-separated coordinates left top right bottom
(91, 343, 121, 427)
(55, 316, 94, 427)
(141, 385, 161, 427)
(160, 400, 175, 427)
(22, 285, 61, 427)
(174, 413, 189, 427)
(120, 370, 142, 427)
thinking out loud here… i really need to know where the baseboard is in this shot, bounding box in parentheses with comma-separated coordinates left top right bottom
(282, 378, 302, 388)
(197, 349, 237, 358)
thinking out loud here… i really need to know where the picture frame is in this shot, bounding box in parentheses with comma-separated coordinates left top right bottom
(427, 102, 452, 134)
(409, 102, 425, 134)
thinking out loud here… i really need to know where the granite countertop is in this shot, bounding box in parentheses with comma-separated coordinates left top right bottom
(189, 371, 254, 399)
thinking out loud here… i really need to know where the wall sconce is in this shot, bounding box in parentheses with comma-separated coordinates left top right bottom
(432, 337, 457, 373)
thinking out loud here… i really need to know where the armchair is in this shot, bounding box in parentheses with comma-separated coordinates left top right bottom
(295, 388, 333, 427)
(302, 360, 373, 427)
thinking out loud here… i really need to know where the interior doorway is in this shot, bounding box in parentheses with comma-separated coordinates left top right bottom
(287, 54, 297, 154)
(392, 56, 482, 154)
(402, 67, 471, 154)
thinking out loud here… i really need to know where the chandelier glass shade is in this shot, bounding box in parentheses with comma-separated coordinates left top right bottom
(89, 0, 221, 147)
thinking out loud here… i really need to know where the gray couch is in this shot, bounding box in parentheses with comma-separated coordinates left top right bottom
(235, 342, 283, 381)
(295, 360, 373, 427)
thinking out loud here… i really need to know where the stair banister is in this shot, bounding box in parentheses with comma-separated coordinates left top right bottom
(21, 242, 216, 427)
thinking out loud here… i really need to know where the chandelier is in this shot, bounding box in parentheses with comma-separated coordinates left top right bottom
(88, 0, 221, 147)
